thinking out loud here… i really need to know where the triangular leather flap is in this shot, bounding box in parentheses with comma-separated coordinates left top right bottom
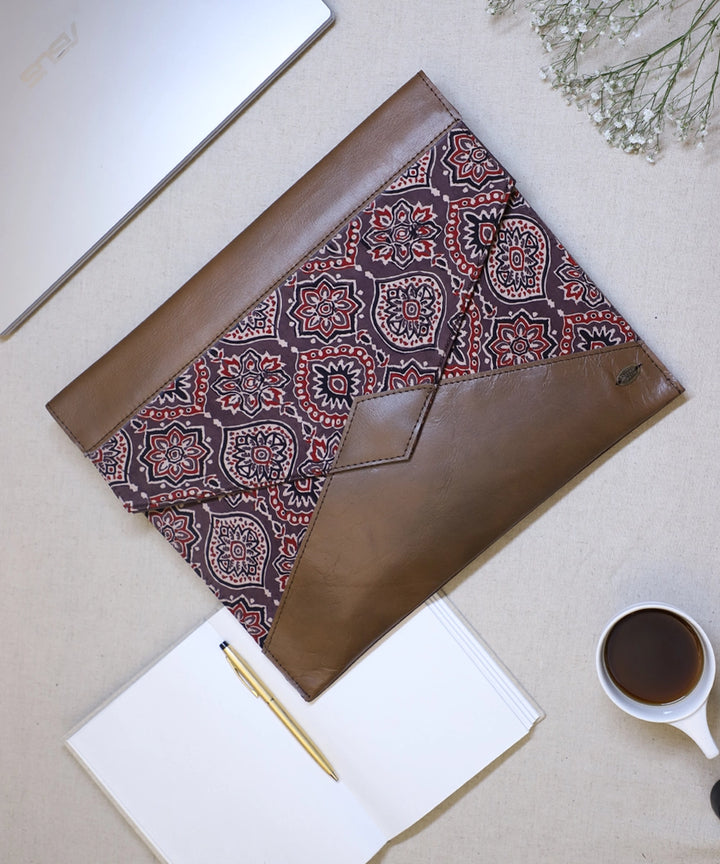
(263, 342, 683, 700)
(332, 385, 435, 472)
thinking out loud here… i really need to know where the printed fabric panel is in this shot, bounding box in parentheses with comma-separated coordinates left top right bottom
(88, 122, 636, 644)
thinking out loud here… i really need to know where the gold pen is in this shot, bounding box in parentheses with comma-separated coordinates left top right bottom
(219, 640, 338, 781)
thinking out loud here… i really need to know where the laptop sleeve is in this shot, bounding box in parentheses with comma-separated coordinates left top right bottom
(47, 72, 683, 700)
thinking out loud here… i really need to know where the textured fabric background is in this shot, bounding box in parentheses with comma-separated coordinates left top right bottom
(2, 2, 719, 861)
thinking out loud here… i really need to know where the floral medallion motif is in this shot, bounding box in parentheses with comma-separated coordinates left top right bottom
(486, 216, 549, 303)
(220, 422, 296, 489)
(444, 301, 484, 377)
(387, 150, 434, 193)
(384, 360, 437, 389)
(445, 191, 509, 279)
(91, 429, 131, 484)
(295, 344, 377, 428)
(555, 249, 604, 308)
(362, 199, 440, 268)
(372, 273, 445, 351)
(222, 294, 280, 343)
(273, 534, 301, 592)
(487, 313, 558, 367)
(302, 433, 341, 476)
(442, 129, 506, 188)
(301, 219, 361, 273)
(267, 474, 324, 526)
(148, 508, 199, 559)
(210, 349, 289, 417)
(559, 311, 636, 354)
(140, 422, 210, 484)
(206, 513, 269, 588)
(224, 597, 271, 641)
(290, 275, 362, 342)
(138, 359, 210, 423)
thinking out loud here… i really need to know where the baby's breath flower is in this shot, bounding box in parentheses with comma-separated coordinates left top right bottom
(487, 0, 720, 158)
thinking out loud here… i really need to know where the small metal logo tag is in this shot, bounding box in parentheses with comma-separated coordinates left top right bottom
(616, 363, 642, 386)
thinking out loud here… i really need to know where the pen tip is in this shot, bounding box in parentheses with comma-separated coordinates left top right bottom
(219, 641, 229, 650)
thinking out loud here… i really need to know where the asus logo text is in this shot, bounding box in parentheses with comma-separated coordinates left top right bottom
(20, 23, 79, 88)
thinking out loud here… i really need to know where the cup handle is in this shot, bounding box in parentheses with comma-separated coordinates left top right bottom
(670, 703, 719, 759)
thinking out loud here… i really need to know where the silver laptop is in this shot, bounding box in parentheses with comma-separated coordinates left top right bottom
(0, 0, 333, 336)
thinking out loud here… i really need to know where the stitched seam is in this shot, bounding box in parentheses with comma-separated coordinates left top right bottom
(264, 464, 337, 655)
(333, 386, 434, 471)
(437, 341, 672, 391)
(634, 344, 683, 396)
(47, 401, 84, 451)
(417, 72, 461, 118)
(263, 643, 312, 699)
(85, 116, 461, 453)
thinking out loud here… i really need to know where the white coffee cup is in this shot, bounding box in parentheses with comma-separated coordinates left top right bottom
(596, 602, 718, 758)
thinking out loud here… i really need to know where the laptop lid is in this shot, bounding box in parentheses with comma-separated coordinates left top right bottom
(0, 0, 333, 336)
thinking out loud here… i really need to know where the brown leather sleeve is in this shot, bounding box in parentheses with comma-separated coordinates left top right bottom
(263, 342, 684, 700)
(47, 72, 460, 453)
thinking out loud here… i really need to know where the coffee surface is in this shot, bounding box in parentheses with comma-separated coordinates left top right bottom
(604, 609, 703, 704)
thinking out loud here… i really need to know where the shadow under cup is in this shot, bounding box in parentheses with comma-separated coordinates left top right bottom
(596, 603, 716, 731)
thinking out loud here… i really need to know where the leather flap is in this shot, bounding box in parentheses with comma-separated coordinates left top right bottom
(332, 385, 435, 472)
(263, 342, 684, 700)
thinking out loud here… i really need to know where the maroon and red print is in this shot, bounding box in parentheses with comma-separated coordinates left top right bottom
(91, 122, 634, 643)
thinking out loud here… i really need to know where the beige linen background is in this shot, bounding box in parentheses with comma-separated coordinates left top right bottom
(2, 1, 720, 861)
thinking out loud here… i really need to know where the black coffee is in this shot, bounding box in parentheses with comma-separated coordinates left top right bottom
(603, 608, 703, 705)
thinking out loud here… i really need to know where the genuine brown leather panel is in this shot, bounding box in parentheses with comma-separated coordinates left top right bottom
(263, 342, 683, 700)
(332, 385, 434, 472)
(47, 72, 460, 454)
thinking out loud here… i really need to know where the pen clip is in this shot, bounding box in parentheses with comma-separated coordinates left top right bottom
(220, 641, 259, 698)
(231, 665, 259, 697)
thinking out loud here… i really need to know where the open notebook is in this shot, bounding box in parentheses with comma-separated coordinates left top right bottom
(66, 594, 542, 864)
